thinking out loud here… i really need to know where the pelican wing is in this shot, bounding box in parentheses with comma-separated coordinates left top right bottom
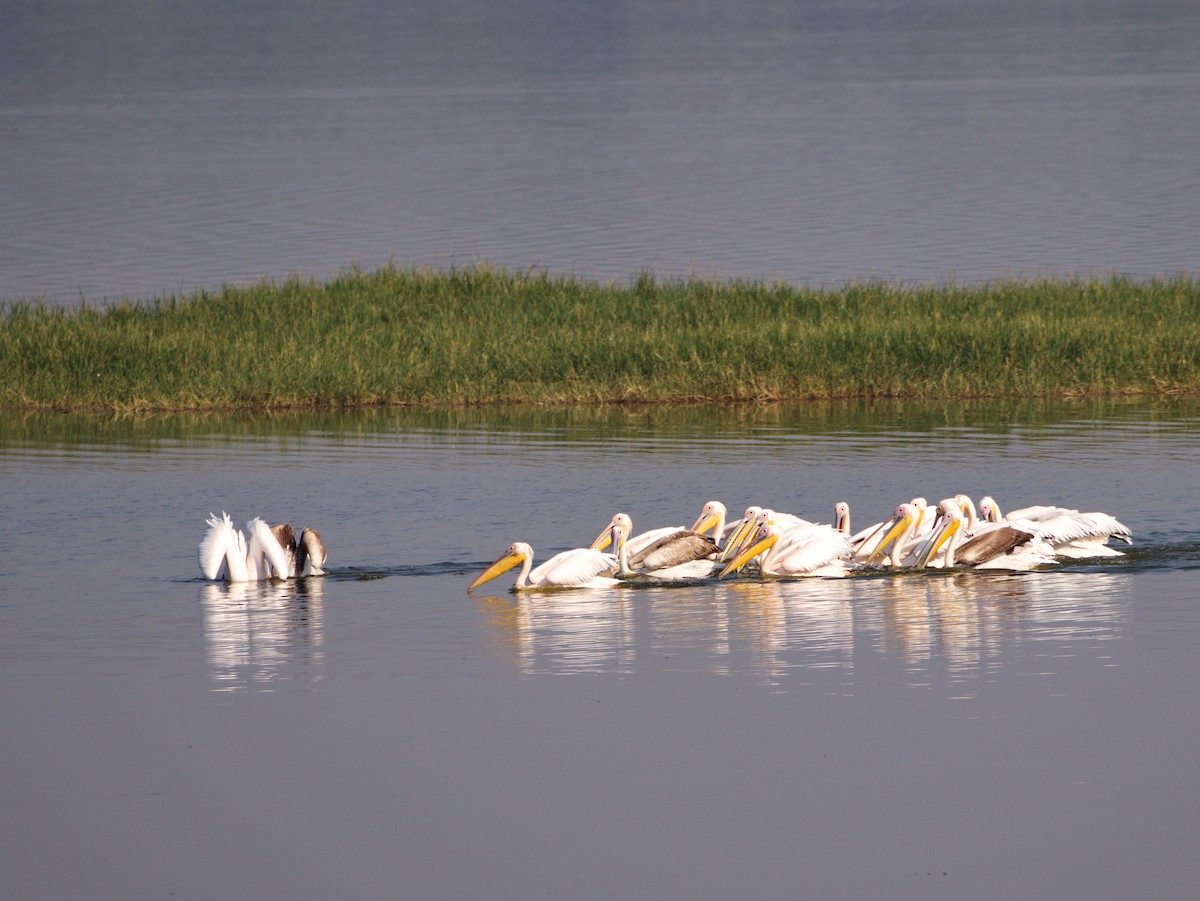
(271, 523, 297, 555)
(1005, 504, 1063, 522)
(530, 548, 618, 587)
(247, 517, 292, 579)
(774, 522, 840, 553)
(198, 512, 234, 581)
(1039, 511, 1131, 546)
(629, 531, 719, 571)
(955, 525, 1034, 567)
(626, 526, 687, 557)
(1076, 512, 1132, 544)
(770, 531, 853, 575)
(225, 529, 250, 582)
(1004, 505, 1130, 541)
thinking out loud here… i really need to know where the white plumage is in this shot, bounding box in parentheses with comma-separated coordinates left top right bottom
(719, 522, 854, 578)
(917, 504, 1058, 571)
(469, 539, 620, 591)
(978, 496, 1132, 557)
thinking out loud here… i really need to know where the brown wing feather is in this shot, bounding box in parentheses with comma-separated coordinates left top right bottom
(630, 531, 719, 570)
(271, 523, 297, 554)
(956, 526, 1029, 567)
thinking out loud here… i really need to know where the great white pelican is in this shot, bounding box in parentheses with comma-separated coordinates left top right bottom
(977, 496, 1132, 557)
(469, 526, 622, 591)
(915, 503, 1057, 570)
(718, 522, 854, 578)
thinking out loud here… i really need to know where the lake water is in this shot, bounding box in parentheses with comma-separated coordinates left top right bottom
(4, 2, 1200, 897)
(3, 0, 1199, 303)
(2, 399, 1200, 898)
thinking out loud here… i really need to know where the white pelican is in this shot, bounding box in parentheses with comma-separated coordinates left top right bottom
(718, 506, 764, 562)
(722, 507, 822, 564)
(591, 501, 730, 562)
(718, 522, 854, 579)
(835, 501, 886, 558)
(469, 530, 621, 591)
(690, 500, 739, 543)
(590, 514, 683, 556)
(198, 513, 326, 582)
(978, 496, 1132, 558)
(720, 505, 817, 562)
(916, 505, 1057, 571)
(839, 500, 932, 563)
(862, 503, 930, 568)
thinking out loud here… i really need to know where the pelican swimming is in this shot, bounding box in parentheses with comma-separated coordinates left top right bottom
(611, 521, 722, 580)
(977, 496, 1132, 557)
(198, 512, 327, 582)
(591, 501, 730, 575)
(862, 503, 931, 568)
(689, 500, 739, 544)
(720, 505, 817, 562)
(469, 527, 621, 591)
(718, 522, 854, 579)
(916, 505, 1057, 571)
(721, 507, 823, 564)
(834, 501, 887, 558)
(718, 506, 764, 562)
(590, 514, 683, 556)
(838, 499, 932, 562)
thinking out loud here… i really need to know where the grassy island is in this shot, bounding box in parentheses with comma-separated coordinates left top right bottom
(2, 266, 1198, 411)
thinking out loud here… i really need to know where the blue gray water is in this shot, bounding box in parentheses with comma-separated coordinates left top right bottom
(5, 2, 1200, 896)
(2, 400, 1199, 898)
(2, 0, 1199, 303)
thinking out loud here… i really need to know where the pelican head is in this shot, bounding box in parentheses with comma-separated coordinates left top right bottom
(718, 506, 763, 562)
(933, 497, 961, 523)
(689, 500, 727, 537)
(915, 508, 964, 568)
(865, 503, 919, 564)
(978, 496, 1001, 523)
(469, 541, 532, 591)
(297, 528, 327, 576)
(834, 501, 850, 534)
(591, 513, 632, 551)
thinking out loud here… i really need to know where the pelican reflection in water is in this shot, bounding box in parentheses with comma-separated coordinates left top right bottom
(471, 588, 637, 675)
(200, 578, 326, 691)
(470, 563, 1128, 693)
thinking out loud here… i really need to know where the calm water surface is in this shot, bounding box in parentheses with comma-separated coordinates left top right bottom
(3, 0, 1199, 302)
(2, 400, 1199, 899)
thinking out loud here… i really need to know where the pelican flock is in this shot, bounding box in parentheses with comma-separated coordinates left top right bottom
(466, 495, 1134, 591)
(192, 494, 1130, 589)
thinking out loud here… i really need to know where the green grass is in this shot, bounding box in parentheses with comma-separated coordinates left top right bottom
(2, 265, 1198, 411)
